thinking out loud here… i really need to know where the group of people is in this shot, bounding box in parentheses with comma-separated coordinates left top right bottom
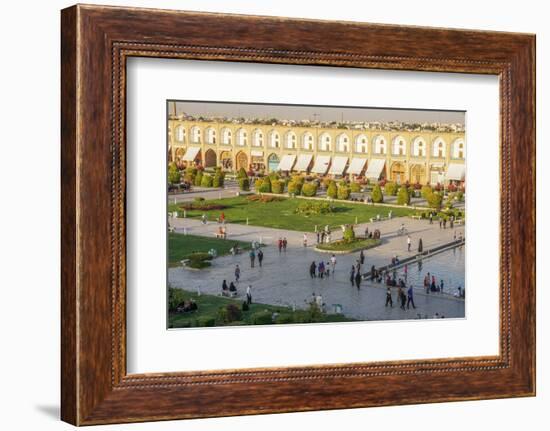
(221, 278, 253, 304)
(424, 272, 445, 294)
(277, 237, 288, 253)
(175, 298, 198, 313)
(385, 281, 416, 310)
(315, 228, 332, 244)
(309, 254, 338, 279)
(248, 248, 264, 268)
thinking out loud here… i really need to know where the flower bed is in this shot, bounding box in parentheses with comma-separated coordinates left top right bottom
(315, 238, 381, 253)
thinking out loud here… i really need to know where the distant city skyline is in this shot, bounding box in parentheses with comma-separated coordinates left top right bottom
(169, 101, 465, 125)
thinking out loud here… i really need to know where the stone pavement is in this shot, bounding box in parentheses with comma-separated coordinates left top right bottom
(168, 216, 465, 321)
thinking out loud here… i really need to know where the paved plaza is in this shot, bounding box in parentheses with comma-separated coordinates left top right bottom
(168, 214, 466, 321)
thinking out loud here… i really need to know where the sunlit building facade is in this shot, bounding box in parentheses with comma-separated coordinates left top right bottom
(168, 118, 466, 185)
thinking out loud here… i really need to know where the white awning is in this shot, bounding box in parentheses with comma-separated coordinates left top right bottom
(364, 159, 385, 179)
(446, 163, 466, 181)
(311, 155, 331, 174)
(347, 158, 368, 175)
(328, 156, 348, 175)
(293, 154, 313, 172)
(182, 146, 201, 161)
(278, 154, 296, 171)
(251, 150, 264, 157)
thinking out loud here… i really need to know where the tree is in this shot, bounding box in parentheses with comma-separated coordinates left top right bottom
(200, 174, 213, 187)
(288, 180, 303, 195)
(238, 177, 250, 191)
(421, 185, 433, 200)
(371, 184, 384, 203)
(426, 191, 443, 209)
(236, 167, 248, 179)
(194, 170, 203, 186)
(350, 182, 362, 192)
(337, 185, 351, 200)
(384, 182, 398, 196)
(327, 181, 338, 199)
(301, 183, 318, 197)
(397, 186, 411, 205)
(259, 177, 272, 193)
(212, 172, 224, 188)
(343, 225, 356, 242)
(271, 179, 285, 194)
(168, 162, 181, 184)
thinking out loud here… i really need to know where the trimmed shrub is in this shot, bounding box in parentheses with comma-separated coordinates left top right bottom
(337, 185, 351, 200)
(291, 175, 305, 185)
(194, 171, 203, 186)
(259, 178, 272, 193)
(295, 201, 333, 216)
(168, 287, 186, 312)
(350, 182, 362, 193)
(217, 303, 243, 323)
(327, 181, 338, 199)
(236, 167, 248, 179)
(212, 172, 224, 188)
(254, 178, 264, 192)
(384, 182, 398, 196)
(238, 177, 250, 191)
(271, 179, 285, 194)
(288, 181, 303, 195)
(397, 187, 411, 205)
(421, 185, 433, 199)
(301, 182, 318, 197)
(343, 225, 356, 242)
(168, 162, 181, 184)
(427, 191, 443, 209)
(371, 184, 384, 203)
(196, 317, 216, 327)
(200, 174, 213, 187)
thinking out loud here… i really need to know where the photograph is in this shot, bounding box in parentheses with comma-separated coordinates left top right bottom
(166, 101, 467, 328)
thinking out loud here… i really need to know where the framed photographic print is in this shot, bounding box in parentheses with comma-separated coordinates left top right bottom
(61, 4, 536, 425)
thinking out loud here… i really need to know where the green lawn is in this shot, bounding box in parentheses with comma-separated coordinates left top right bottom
(168, 233, 251, 266)
(168, 288, 355, 328)
(169, 195, 415, 232)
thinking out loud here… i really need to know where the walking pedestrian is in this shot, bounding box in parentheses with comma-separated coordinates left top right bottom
(443, 218, 447, 229)
(316, 231, 320, 244)
(278, 237, 283, 253)
(282, 237, 288, 252)
(385, 287, 393, 307)
(330, 254, 337, 274)
(350, 265, 355, 286)
(429, 213, 433, 224)
(360, 249, 365, 265)
(309, 261, 316, 278)
(407, 285, 416, 309)
(257, 249, 264, 267)
(318, 261, 325, 279)
(246, 285, 252, 304)
(397, 285, 405, 310)
(249, 249, 256, 268)
(303, 233, 308, 247)
(407, 235, 411, 252)
(234, 264, 240, 282)
(355, 270, 362, 289)
(222, 280, 228, 296)
(439, 217, 443, 228)
(440, 279, 444, 294)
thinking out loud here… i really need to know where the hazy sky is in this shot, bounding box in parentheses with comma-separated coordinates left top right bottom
(169, 100, 464, 124)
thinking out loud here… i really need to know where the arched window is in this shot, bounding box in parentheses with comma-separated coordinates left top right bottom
(253, 129, 264, 147)
(285, 131, 297, 149)
(373, 135, 387, 155)
(319, 132, 332, 151)
(205, 127, 216, 144)
(354, 134, 368, 153)
(269, 130, 280, 148)
(221, 128, 232, 145)
(302, 132, 314, 150)
(175, 125, 185, 142)
(336, 133, 350, 152)
(432, 137, 447, 158)
(236, 128, 247, 146)
(392, 136, 406, 156)
(411, 137, 426, 157)
(451, 138, 465, 159)
(190, 126, 201, 143)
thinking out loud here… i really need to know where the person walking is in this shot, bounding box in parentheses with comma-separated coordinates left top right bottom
(320, 231, 325, 244)
(278, 237, 283, 253)
(407, 285, 416, 309)
(350, 265, 356, 286)
(257, 249, 264, 267)
(407, 235, 411, 252)
(439, 217, 443, 228)
(282, 237, 288, 252)
(249, 249, 256, 268)
(246, 285, 252, 305)
(318, 261, 325, 279)
(397, 285, 406, 310)
(234, 264, 241, 282)
(440, 279, 444, 294)
(355, 270, 362, 289)
(309, 261, 316, 278)
(360, 249, 365, 265)
(316, 231, 320, 244)
(429, 213, 433, 224)
(330, 254, 337, 274)
(303, 233, 308, 247)
(222, 280, 228, 295)
(385, 287, 393, 307)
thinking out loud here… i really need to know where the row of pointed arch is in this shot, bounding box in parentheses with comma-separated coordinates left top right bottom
(174, 125, 465, 158)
